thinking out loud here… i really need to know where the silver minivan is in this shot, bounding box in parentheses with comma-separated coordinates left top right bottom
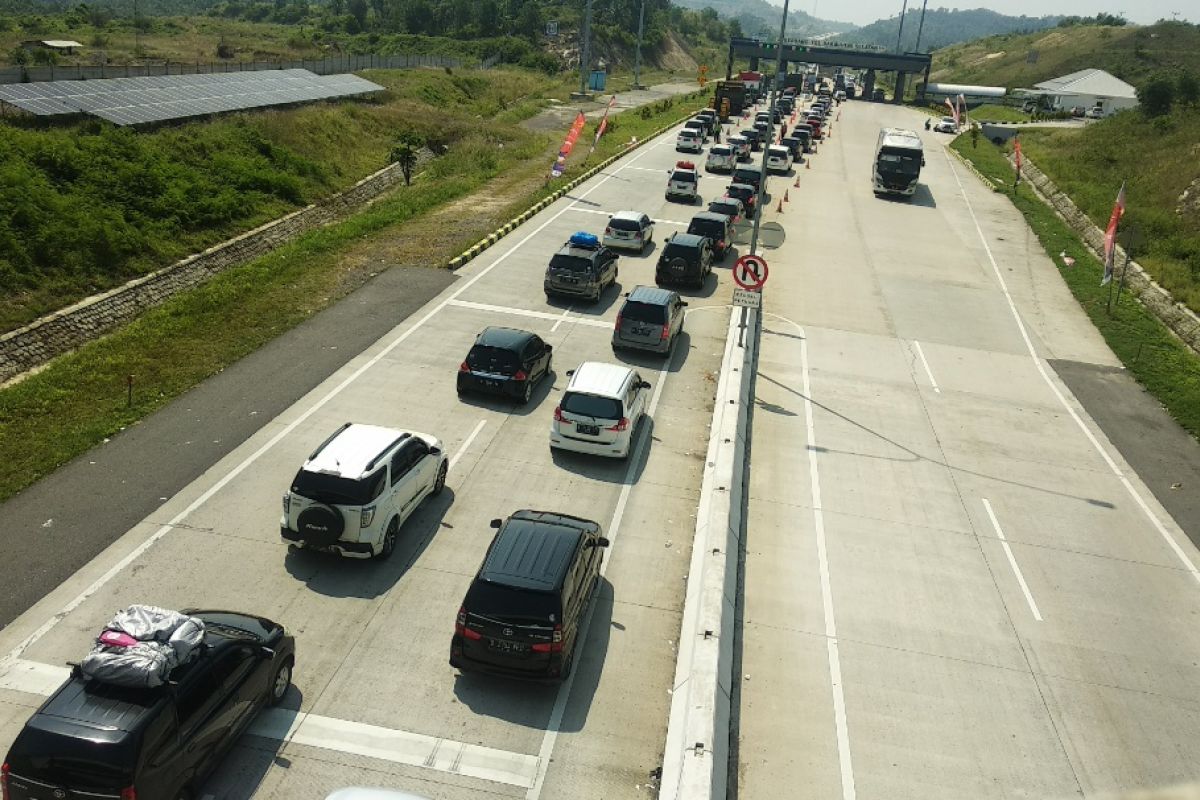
(612, 285, 687, 356)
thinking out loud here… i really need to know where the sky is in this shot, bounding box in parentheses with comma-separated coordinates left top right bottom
(762, 0, 1199, 27)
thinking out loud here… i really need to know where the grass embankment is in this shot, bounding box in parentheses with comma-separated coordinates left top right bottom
(0, 85, 706, 503)
(930, 21, 1200, 88)
(967, 104, 1030, 123)
(950, 136, 1200, 439)
(1017, 107, 1200, 315)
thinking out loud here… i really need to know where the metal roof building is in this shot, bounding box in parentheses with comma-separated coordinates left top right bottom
(1030, 68, 1138, 116)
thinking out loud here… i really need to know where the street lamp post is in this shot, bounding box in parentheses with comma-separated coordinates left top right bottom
(914, 0, 930, 52)
(633, 0, 646, 90)
(895, 0, 909, 53)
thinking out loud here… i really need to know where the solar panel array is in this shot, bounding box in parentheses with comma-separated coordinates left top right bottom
(0, 69, 385, 126)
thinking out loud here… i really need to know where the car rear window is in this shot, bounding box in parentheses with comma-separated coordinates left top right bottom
(467, 345, 520, 372)
(688, 219, 724, 238)
(292, 468, 385, 505)
(709, 202, 739, 216)
(608, 217, 641, 232)
(8, 728, 135, 789)
(670, 171, 697, 184)
(549, 253, 593, 272)
(621, 300, 669, 324)
(561, 391, 623, 420)
(465, 581, 557, 623)
(710, 146, 732, 156)
(734, 168, 761, 185)
(662, 242, 699, 262)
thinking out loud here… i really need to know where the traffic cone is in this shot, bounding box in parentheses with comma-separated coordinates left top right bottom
(784, 189, 790, 202)
(794, 175, 801, 186)
(776, 197, 784, 212)
(806, 159, 811, 169)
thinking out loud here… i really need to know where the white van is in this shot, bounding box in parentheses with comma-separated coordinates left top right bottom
(550, 362, 651, 459)
(706, 144, 735, 172)
(767, 145, 793, 173)
(676, 129, 703, 153)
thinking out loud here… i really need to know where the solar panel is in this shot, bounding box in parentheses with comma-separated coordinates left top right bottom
(0, 69, 384, 125)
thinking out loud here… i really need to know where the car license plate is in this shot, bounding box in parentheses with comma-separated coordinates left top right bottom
(577, 423, 600, 436)
(484, 379, 500, 387)
(489, 638, 528, 653)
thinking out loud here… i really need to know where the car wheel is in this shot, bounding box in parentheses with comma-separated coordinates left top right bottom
(432, 460, 448, 495)
(268, 657, 293, 707)
(521, 379, 534, 404)
(379, 517, 400, 559)
(559, 649, 575, 681)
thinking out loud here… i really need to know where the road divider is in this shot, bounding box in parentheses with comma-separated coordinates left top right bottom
(659, 305, 759, 800)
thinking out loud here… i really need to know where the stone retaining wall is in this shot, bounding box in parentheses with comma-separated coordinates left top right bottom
(0, 156, 426, 384)
(1019, 157, 1200, 357)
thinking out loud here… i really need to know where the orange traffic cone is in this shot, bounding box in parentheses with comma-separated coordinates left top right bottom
(794, 175, 801, 187)
(806, 159, 811, 169)
(776, 197, 784, 212)
(784, 189, 790, 202)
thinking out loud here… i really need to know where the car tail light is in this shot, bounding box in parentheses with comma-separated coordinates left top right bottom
(459, 361, 470, 373)
(634, 230, 643, 239)
(553, 406, 565, 422)
(615, 313, 623, 331)
(718, 240, 725, 249)
(2, 762, 10, 800)
(120, 788, 138, 800)
(455, 607, 482, 640)
(513, 370, 528, 382)
(605, 227, 614, 237)
(282, 492, 291, 515)
(661, 324, 671, 340)
(360, 506, 376, 528)
(607, 417, 630, 433)
(532, 624, 564, 653)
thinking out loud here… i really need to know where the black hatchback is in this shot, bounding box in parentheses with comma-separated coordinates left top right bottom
(451, 510, 609, 681)
(656, 233, 714, 288)
(458, 327, 553, 404)
(2, 610, 295, 800)
(686, 212, 733, 260)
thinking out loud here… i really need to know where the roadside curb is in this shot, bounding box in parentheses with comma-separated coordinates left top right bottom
(659, 307, 758, 800)
(948, 144, 1003, 191)
(446, 107, 703, 269)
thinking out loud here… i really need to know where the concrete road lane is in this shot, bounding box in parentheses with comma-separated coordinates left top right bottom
(0, 118, 742, 799)
(739, 101, 1200, 799)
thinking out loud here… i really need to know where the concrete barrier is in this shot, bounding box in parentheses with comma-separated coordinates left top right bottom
(659, 306, 758, 800)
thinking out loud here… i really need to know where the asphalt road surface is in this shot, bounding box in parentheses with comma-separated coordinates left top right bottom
(0, 116, 742, 798)
(738, 100, 1200, 800)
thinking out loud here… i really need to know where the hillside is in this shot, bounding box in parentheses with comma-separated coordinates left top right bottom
(669, 0, 854, 38)
(834, 7, 1059, 53)
(929, 20, 1200, 88)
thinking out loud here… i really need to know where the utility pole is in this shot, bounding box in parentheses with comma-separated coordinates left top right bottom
(914, 0, 930, 53)
(895, 0, 909, 53)
(633, 0, 646, 89)
(579, 0, 594, 98)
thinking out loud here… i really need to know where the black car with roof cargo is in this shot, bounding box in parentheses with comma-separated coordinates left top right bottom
(544, 232, 618, 302)
(450, 510, 609, 681)
(457, 327, 553, 404)
(1, 609, 294, 800)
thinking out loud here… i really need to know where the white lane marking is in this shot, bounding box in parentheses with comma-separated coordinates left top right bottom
(622, 165, 670, 172)
(912, 340, 941, 394)
(945, 152, 1200, 588)
(447, 298, 611, 329)
(0, 660, 537, 789)
(449, 420, 486, 472)
(526, 357, 673, 800)
(982, 499, 1044, 622)
(798, 325, 857, 800)
(550, 305, 573, 333)
(565, 205, 689, 227)
(0, 127, 667, 670)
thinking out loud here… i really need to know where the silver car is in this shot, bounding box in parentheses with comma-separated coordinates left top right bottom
(603, 210, 655, 253)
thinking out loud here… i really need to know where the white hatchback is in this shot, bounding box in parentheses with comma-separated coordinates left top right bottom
(550, 362, 651, 459)
(676, 129, 703, 153)
(706, 144, 735, 172)
(766, 145, 793, 173)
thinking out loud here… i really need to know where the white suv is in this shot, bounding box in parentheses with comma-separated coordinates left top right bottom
(550, 362, 650, 459)
(281, 423, 448, 559)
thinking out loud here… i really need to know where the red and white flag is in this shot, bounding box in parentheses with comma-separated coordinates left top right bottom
(958, 93, 968, 128)
(944, 97, 959, 127)
(1013, 135, 1022, 184)
(1102, 181, 1127, 285)
(589, 95, 618, 155)
(550, 112, 587, 178)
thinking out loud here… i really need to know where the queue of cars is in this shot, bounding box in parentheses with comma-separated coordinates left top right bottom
(0, 95, 806, 800)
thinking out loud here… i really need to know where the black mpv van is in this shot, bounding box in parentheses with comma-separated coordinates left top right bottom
(2, 610, 295, 800)
(450, 510, 609, 681)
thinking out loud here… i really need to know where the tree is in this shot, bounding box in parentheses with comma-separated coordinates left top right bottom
(390, 133, 424, 186)
(1138, 74, 1175, 117)
(1177, 71, 1200, 107)
(347, 0, 368, 31)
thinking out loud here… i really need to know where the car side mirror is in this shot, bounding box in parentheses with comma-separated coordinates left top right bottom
(594, 537, 611, 548)
(259, 646, 276, 659)
(566, 369, 575, 377)
(489, 518, 502, 529)
(681, 301, 690, 307)
(639, 380, 652, 389)
(428, 446, 441, 456)
(545, 344, 553, 353)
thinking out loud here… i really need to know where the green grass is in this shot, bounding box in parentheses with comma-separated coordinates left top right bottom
(0, 89, 706, 504)
(951, 135, 1200, 440)
(1017, 107, 1200, 316)
(967, 104, 1031, 123)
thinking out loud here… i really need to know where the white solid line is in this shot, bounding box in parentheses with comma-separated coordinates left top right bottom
(981, 499, 1044, 622)
(550, 306, 573, 333)
(449, 420, 486, 472)
(799, 326, 857, 800)
(0, 125, 667, 671)
(526, 357, 673, 800)
(622, 165, 669, 172)
(945, 152, 1200, 588)
(912, 340, 941, 394)
(446, 298, 611, 330)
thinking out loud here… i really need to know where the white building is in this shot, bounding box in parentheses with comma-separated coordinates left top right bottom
(1031, 68, 1138, 116)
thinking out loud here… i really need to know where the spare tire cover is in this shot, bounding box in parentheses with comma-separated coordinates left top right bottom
(670, 258, 689, 274)
(297, 504, 344, 546)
